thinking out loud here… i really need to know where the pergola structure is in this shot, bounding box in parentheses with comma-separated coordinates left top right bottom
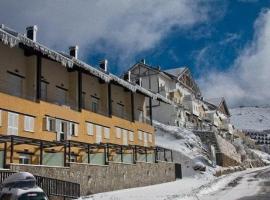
(0, 135, 173, 168)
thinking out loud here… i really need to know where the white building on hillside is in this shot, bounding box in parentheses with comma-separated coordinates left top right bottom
(124, 61, 205, 129)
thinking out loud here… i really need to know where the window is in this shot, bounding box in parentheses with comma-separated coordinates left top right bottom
(19, 153, 31, 164)
(8, 72, 23, 97)
(60, 121, 66, 133)
(69, 122, 78, 136)
(41, 81, 48, 100)
(24, 116, 35, 132)
(56, 87, 68, 105)
(138, 130, 142, 141)
(104, 127, 110, 139)
(91, 97, 99, 113)
(117, 103, 125, 118)
(45, 117, 55, 132)
(87, 122, 94, 135)
(7, 112, 19, 135)
(129, 131, 134, 142)
(116, 127, 121, 139)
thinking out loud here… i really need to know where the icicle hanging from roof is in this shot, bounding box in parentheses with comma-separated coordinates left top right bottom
(110, 73, 137, 92)
(18, 34, 73, 68)
(73, 59, 111, 83)
(0, 29, 19, 47)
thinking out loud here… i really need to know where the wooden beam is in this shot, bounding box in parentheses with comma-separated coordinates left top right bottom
(108, 83, 112, 117)
(78, 71, 82, 111)
(36, 56, 42, 101)
(10, 136, 14, 164)
(149, 97, 153, 125)
(40, 141, 43, 165)
(3, 142, 7, 168)
(131, 92, 135, 122)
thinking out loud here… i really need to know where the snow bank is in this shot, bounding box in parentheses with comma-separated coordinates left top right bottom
(249, 149, 270, 164)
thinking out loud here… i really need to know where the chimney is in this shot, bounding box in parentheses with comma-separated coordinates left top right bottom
(128, 71, 131, 82)
(69, 46, 79, 59)
(26, 25, 38, 42)
(141, 59, 146, 64)
(99, 59, 108, 72)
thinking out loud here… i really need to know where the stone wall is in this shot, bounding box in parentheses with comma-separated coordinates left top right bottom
(10, 161, 175, 196)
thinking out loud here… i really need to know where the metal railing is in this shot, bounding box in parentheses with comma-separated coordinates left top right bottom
(0, 171, 80, 199)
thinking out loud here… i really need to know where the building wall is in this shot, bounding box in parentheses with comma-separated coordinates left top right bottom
(10, 162, 176, 196)
(0, 44, 36, 100)
(0, 43, 155, 165)
(82, 73, 108, 115)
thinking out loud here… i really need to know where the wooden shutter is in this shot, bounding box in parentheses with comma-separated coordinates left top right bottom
(138, 130, 142, 141)
(129, 131, 134, 141)
(74, 123, 78, 136)
(96, 125, 102, 143)
(143, 132, 148, 147)
(8, 112, 18, 135)
(122, 129, 128, 146)
(55, 119, 61, 133)
(87, 123, 94, 135)
(24, 116, 34, 132)
(66, 122, 72, 139)
(148, 133, 152, 142)
(116, 127, 121, 139)
(104, 127, 110, 139)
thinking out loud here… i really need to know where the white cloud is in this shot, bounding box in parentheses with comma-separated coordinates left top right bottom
(199, 9, 270, 107)
(219, 33, 241, 45)
(0, 0, 213, 71)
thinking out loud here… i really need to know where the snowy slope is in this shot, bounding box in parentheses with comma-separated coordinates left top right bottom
(230, 106, 270, 131)
(154, 120, 205, 159)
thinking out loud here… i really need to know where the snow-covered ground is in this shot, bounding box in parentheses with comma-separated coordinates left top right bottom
(78, 175, 214, 200)
(78, 167, 270, 200)
(154, 120, 205, 160)
(230, 106, 270, 131)
(154, 120, 214, 177)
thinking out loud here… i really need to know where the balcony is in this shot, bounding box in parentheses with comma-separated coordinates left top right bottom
(112, 107, 132, 122)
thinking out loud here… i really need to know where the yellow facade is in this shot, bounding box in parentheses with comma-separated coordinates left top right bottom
(0, 42, 155, 166)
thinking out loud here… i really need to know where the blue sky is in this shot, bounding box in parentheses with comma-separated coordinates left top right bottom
(87, 1, 270, 77)
(1, 0, 270, 107)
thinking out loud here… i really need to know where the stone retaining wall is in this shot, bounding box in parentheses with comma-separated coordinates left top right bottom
(10, 161, 175, 196)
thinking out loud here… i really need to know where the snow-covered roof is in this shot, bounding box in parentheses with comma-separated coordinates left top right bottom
(205, 98, 223, 108)
(204, 97, 230, 116)
(0, 25, 173, 103)
(164, 67, 186, 78)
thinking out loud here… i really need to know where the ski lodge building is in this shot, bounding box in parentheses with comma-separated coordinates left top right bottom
(125, 61, 234, 135)
(0, 25, 172, 168)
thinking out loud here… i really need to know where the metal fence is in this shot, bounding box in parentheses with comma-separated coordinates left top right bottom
(0, 171, 80, 199)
